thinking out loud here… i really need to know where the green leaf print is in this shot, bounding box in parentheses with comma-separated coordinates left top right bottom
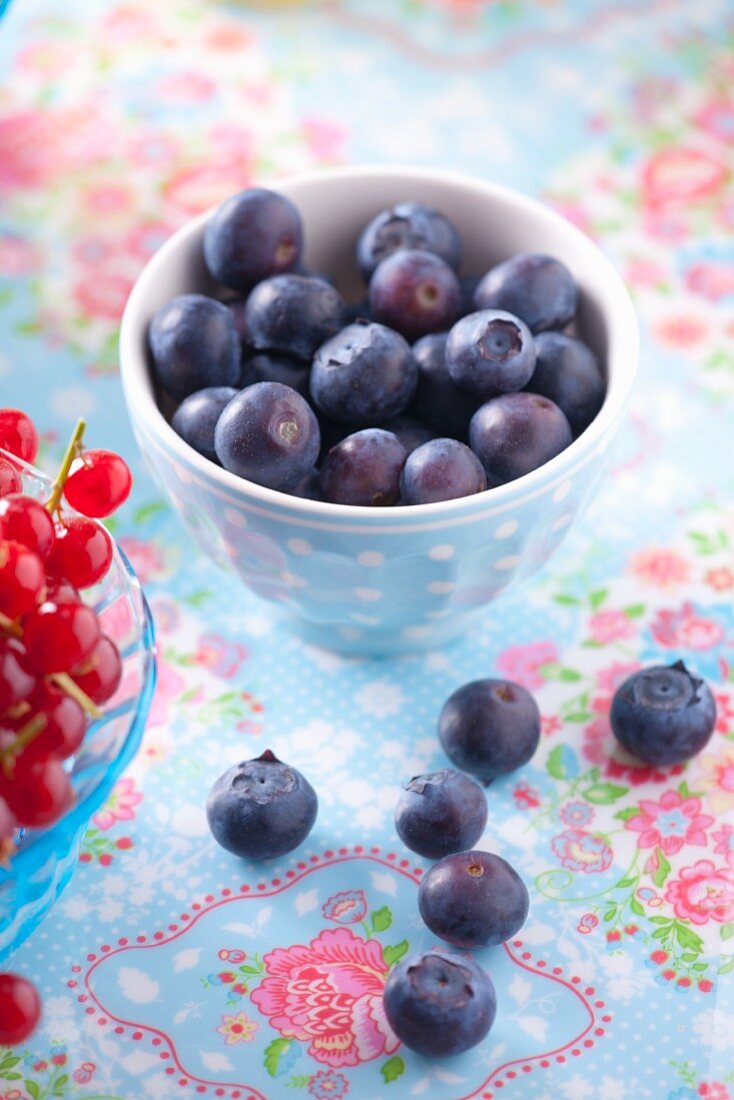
(383, 940, 409, 967)
(675, 922, 704, 953)
(286, 1076, 311, 1088)
(264, 1038, 294, 1077)
(370, 906, 393, 933)
(614, 807, 641, 822)
(623, 603, 646, 618)
(582, 782, 627, 804)
(546, 745, 568, 779)
(629, 896, 644, 917)
(553, 593, 581, 606)
(381, 1055, 405, 1083)
(652, 849, 671, 888)
(589, 588, 608, 609)
(721, 922, 734, 941)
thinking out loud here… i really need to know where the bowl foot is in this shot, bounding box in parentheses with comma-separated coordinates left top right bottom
(281, 608, 485, 656)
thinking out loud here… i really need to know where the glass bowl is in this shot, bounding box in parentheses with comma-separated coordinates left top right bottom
(0, 454, 157, 962)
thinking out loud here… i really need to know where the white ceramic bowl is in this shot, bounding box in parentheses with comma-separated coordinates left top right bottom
(120, 166, 638, 654)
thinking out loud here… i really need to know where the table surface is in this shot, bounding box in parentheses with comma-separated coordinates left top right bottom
(2, 1, 734, 1098)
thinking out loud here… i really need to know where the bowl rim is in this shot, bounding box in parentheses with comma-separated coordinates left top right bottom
(120, 164, 639, 520)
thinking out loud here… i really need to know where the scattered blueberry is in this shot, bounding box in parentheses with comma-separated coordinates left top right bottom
(310, 321, 417, 426)
(206, 748, 317, 860)
(357, 201, 461, 282)
(446, 310, 536, 398)
(401, 438, 487, 505)
(319, 429, 407, 506)
(418, 850, 529, 948)
(171, 386, 238, 464)
(378, 415, 435, 454)
(383, 951, 496, 1057)
(214, 381, 320, 492)
(469, 392, 572, 487)
(438, 678, 541, 784)
(474, 253, 577, 333)
(413, 332, 482, 440)
(394, 768, 487, 859)
(610, 661, 717, 766)
(242, 352, 311, 400)
(369, 250, 461, 342)
(245, 274, 345, 360)
(203, 188, 303, 291)
(149, 294, 240, 401)
(525, 331, 605, 436)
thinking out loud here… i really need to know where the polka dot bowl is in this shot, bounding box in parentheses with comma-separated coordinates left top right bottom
(120, 166, 638, 654)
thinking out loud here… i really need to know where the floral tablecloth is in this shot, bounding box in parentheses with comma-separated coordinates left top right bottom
(1, 1, 733, 1098)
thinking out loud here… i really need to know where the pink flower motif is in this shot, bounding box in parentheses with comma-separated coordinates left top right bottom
(641, 147, 728, 208)
(699, 1082, 731, 1100)
(117, 537, 169, 583)
(125, 221, 176, 263)
(625, 258, 668, 289)
(83, 184, 132, 215)
(322, 891, 368, 925)
(643, 205, 690, 244)
(126, 131, 180, 167)
(551, 829, 612, 874)
(653, 314, 710, 349)
(250, 927, 399, 1068)
(712, 824, 734, 868)
(302, 118, 345, 162)
(147, 657, 187, 730)
(699, 745, 734, 815)
(714, 691, 734, 734)
(541, 714, 561, 737)
(0, 234, 40, 276)
(73, 271, 133, 322)
(706, 567, 734, 592)
(216, 1011, 258, 1044)
(696, 98, 734, 144)
(496, 641, 558, 691)
(588, 609, 635, 644)
(157, 72, 216, 103)
(685, 261, 734, 301)
(193, 633, 249, 678)
(0, 110, 64, 189)
(625, 790, 714, 855)
(650, 602, 724, 651)
(665, 860, 734, 925)
(582, 710, 684, 786)
(629, 548, 690, 588)
(164, 162, 252, 216)
(93, 777, 143, 831)
(308, 1070, 349, 1099)
(595, 662, 641, 695)
(546, 200, 593, 235)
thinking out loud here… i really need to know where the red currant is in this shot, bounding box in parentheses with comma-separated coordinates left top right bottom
(0, 496, 55, 559)
(0, 973, 41, 1045)
(70, 635, 122, 705)
(23, 601, 101, 674)
(2, 753, 73, 828)
(0, 458, 22, 499)
(0, 410, 39, 466)
(0, 637, 37, 713)
(5, 684, 86, 761)
(63, 449, 132, 518)
(44, 578, 81, 605)
(47, 516, 113, 589)
(0, 540, 45, 619)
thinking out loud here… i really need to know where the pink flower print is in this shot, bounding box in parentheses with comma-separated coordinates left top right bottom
(302, 118, 346, 162)
(83, 184, 132, 216)
(73, 271, 133, 322)
(653, 315, 710, 350)
(0, 233, 39, 276)
(164, 162, 252, 216)
(714, 692, 734, 734)
(650, 602, 724, 651)
(559, 801, 594, 827)
(641, 147, 728, 208)
(117, 537, 169, 583)
(157, 72, 216, 104)
(322, 890, 368, 925)
(193, 633, 249, 678)
(0, 110, 60, 189)
(582, 703, 683, 786)
(547, 200, 593, 236)
(216, 1011, 258, 1044)
(126, 221, 176, 263)
(72, 236, 115, 268)
(696, 98, 734, 144)
(665, 860, 734, 925)
(308, 1070, 349, 1100)
(588, 610, 635, 644)
(699, 1084, 731, 1100)
(541, 714, 561, 737)
(625, 258, 667, 289)
(706, 567, 734, 593)
(712, 824, 734, 868)
(700, 745, 734, 815)
(629, 548, 690, 588)
(101, 5, 156, 39)
(127, 131, 180, 168)
(496, 641, 558, 691)
(93, 777, 143, 831)
(643, 205, 689, 244)
(625, 790, 713, 855)
(250, 927, 399, 1068)
(595, 662, 641, 695)
(147, 657, 187, 730)
(685, 261, 734, 302)
(551, 830, 613, 874)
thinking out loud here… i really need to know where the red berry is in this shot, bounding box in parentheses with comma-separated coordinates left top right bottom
(70, 635, 122, 705)
(0, 458, 22, 499)
(3, 754, 73, 827)
(699, 978, 713, 993)
(0, 496, 55, 559)
(0, 637, 37, 712)
(99, 853, 112, 866)
(676, 976, 691, 988)
(650, 950, 668, 965)
(0, 973, 41, 1045)
(115, 836, 133, 850)
(44, 578, 81, 605)
(47, 516, 113, 589)
(662, 969, 676, 981)
(23, 601, 101, 674)
(0, 409, 39, 465)
(0, 540, 45, 619)
(79, 852, 92, 863)
(64, 449, 132, 518)
(6, 683, 86, 761)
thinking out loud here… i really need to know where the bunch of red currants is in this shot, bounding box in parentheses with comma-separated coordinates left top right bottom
(0, 408, 132, 1046)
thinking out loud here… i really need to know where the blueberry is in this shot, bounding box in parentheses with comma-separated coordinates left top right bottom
(319, 429, 407, 507)
(310, 321, 417, 426)
(357, 201, 461, 282)
(206, 748, 317, 861)
(394, 769, 487, 859)
(469, 392, 572, 488)
(446, 310, 536, 398)
(474, 253, 577, 333)
(438, 678, 541, 784)
(418, 850, 529, 948)
(171, 386, 238, 463)
(383, 951, 496, 1057)
(378, 415, 435, 455)
(148, 294, 240, 401)
(413, 333, 482, 440)
(401, 438, 487, 505)
(242, 352, 311, 400)
(291, 467, 323, 501)
(525, 331, 605, 436)
(610, 661, 717, 766)
(226, 298, 253, 356)
(459, 274, 481, 316)
(214, 381, 320, 492)
(343, 297, 372, 325)
(203, 188, 303, 291)
(369, 250, 461, 342)
(245, 274, 345, 360)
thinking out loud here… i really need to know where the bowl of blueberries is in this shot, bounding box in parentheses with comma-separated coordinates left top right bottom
(120, 165, 638, 653)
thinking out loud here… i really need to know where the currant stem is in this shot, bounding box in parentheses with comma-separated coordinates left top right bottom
(0, 713, 46, 776)
(46, 418, 86, 516)
(50, 672, 102, 720)
(0, 612, 22, 639)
